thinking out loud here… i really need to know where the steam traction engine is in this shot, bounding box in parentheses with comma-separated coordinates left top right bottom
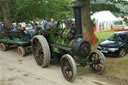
(32, 6, 106, 81)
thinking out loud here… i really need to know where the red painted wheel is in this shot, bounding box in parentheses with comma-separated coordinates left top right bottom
(1, 44, 4, 50)
(0, 43, 7, 51)
(19, 48, 23, 55)
(18, 46, 26, 57)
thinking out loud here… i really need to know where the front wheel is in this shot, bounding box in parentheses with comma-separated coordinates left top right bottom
(89, 49, 106, 74)
(60, 54, 77, 82)
(119, 48, 126, 57)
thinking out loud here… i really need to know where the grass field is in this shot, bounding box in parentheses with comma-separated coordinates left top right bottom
(95, 30, 114, 42)
(94, 30, 128, 80)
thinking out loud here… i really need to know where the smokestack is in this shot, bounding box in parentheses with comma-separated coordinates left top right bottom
(73, 5, 82, 38)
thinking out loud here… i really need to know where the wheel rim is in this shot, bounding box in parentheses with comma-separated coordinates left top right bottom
(120, 49, 125, 57)
(19, 48, 22, 55)
(1, 45, 4, 50)
(89, 52, 105, 73)
(61, 58, 73, 81)
(32, 38, 44, 65)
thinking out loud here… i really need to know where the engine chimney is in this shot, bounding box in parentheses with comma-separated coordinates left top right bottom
(73, 5, 82, 38)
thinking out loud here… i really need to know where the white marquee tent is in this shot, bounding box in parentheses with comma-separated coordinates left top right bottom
(91, 11, 120, 32)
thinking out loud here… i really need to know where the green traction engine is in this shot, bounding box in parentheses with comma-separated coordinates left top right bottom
(32, 6, 106, 81)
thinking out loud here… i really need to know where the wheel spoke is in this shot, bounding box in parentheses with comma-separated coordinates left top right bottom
(34, 39, 38, 45)
(92, 57, 95, 61)
(33, 39, 44, 65)
(95, 64, 97, 70)
(97, 64, 102, 71)
(65, 67, 73, 80)
(33, 46, 38, 50)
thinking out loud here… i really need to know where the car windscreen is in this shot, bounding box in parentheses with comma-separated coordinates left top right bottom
(107, 34, 126, 42)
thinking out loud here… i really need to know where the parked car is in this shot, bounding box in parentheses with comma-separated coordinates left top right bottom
(98, 31, 128, 57)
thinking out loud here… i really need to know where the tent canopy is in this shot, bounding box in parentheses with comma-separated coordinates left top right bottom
(91, 11, 119, 22)
(91, 11, 121, 32)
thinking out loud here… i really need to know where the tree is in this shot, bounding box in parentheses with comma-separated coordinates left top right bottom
(7, 0, 73, 23)
(0, 0, 127, 43)
(0, 0, 11, 28)
(1, 0, 73, 26)
(0, 7, 3, 21)
(91, 0, 128, 16)
(76, 0, 128, 44)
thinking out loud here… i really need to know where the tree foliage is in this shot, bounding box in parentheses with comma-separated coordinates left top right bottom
(0, 0, 128, 23)
(7, 0, 73, 23)
(91, 0, 128, 16)
(0, 7, 3, 21)
(0, 0, 11, 27)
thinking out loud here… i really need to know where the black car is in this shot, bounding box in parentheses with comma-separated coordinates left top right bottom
(98, 31, 128, 57)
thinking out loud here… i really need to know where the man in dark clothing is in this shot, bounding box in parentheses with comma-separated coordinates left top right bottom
(42, 18, 49, 30)
(0, 23, 3, 30)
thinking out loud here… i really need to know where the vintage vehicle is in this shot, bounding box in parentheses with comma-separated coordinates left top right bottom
(32, 6, 106, 81)
(0, 30, 31, 56)
(98, 31, 128, 57)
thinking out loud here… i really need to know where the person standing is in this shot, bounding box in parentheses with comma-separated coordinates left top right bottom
(42, 18, 49, 30)
(48, 18, 56, 29)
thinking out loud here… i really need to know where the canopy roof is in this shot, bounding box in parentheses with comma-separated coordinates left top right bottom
(91, 11, 120, 22)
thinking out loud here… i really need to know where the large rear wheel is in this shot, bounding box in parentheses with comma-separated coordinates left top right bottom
(32, 35, 51, 68)
(60, 54, 77, 82)
(89, 49, 106, 74)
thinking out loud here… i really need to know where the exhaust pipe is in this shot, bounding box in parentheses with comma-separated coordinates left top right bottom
(73, 6, 82, 38)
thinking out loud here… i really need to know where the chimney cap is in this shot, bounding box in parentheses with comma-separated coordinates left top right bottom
(72, 0, 83, 7)
(72, 5, 82, 8)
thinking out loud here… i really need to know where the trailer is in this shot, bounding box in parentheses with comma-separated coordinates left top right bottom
(0, 30, 31, 56)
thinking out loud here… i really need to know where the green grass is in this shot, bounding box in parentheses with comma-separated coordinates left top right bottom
(91, 31, 114, 50)
(95, 31, 114, 42)
(122, 59, 128, 65)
